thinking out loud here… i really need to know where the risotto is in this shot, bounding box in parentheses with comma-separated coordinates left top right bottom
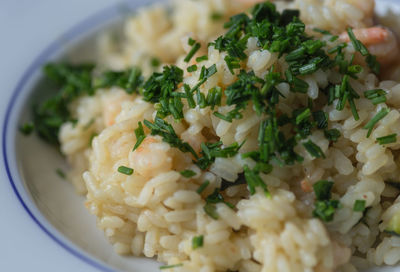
(25, 0, 400, 271)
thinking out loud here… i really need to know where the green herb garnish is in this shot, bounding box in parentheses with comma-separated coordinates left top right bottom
(377, 133, 397, 145)
(363, 108, 390, 137)
(203, 203, 219, 220)
(180, 169, 196, 178)
(160, 264, 183, 270)
(187, 65, 198, 73)
(353, 199, 366, 212)
(19, 122, 34, 135)
(364, 89, 387, 105)
(192, 235, 204, 249)
(118, 166, 134, 175)
(312, 180, 339, 222)
(132, 122, 146, 151)
(196, 180, 210, 194)
(56, 168, 66, 179)
(184, 42, 201, 63)
(302, 140, 325, 158)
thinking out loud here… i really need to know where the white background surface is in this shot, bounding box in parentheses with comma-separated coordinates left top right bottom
(0, 1, 118, 271)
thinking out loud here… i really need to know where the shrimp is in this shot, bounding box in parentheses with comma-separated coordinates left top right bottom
(129, 136, 173, 178)
(101, 89, 133, 127)
(339, 26, 400, 65)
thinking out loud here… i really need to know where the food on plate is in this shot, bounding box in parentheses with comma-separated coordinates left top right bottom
(23, 0, 400, 271)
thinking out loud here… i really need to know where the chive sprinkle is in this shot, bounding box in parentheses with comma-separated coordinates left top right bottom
(196, 180, 210, 194)
(364, 89, 387, 105)
(302, 140, 326, 158)
(312, 28, 331, 35)
(313, 180, 333, 200)
(210, 12, 223, 21)
(347, 28, 369, 56)
(188, 37, 196, 46)
(203, 203, 219, 220)
(118, 166, 134, 175)
(184, 42, 201, 63)
(324, 129, 341, 142)
(376, 133, 397, 145)
(192, 235, 204, 249)
(132, 122, 146, 151)
(187, 65, 197, 73)
(180, 169, 196, 178)
(150, 57, 161, 67)
(353, 199, 366, 212)
(363, 108, 390, 137)
(20, 122, 34, 135)
(160, 264, 183, 270)
(295, 108, 311, 125)
(56, 168, 66, 179)
(196, 55, 208, 62)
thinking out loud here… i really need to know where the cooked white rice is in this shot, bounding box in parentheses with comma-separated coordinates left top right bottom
(58, 0, 400, 271)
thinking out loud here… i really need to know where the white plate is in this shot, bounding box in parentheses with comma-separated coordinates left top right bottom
(1, 1, 400, 271)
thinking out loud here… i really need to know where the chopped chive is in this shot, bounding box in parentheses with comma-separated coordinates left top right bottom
(312, 28, 331, 35)
(377, 133, 397, 145)
(295, 108, 311, 124)
(299, 62, 317, 75)
(19, 122, 34, 135)
(347, 28, 368, 56)
(56, 168, 66, 179)
(188, 37, 196, 46)
(347, 64, 363, 75)
(210, 12, 223, 21)
(364, 89, 386, 98)
(192, 235, 204, 249)
(203, 203, 219, 220)
(133, 122, 146, 151)
(324, 129, 341, 142)
(180, 169, 196, 178)
(329, 35, 339, 42)
(183, 84, 196, 109)
(213, 111, 232, 122)
(196, 180, 210, 194)
(303, 140, 326, 158)
(353, 199, 366, 212)
(196, 55, 208, 62)
(184, 43, 201, 63)
(312, 111, 328, 129)
(364, 89, 386, 105)
(187, 65, 197, 73)
(363, 108, 390, 137)
(313, 180, 334, 200)
(348, 97, 359, 121)
(150, 57, 161, 67)
(160, 263, 183, 270)
(371, 96, 386, 105)
(366, 54, 380, 74)
(285, 47, 306, 61)
(118, 166, 134, 175)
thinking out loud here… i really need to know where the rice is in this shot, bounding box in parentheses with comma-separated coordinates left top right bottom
(52, 0, 400, 271)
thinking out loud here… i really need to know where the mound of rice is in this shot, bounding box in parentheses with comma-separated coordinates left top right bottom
(57, 0, 400, 271)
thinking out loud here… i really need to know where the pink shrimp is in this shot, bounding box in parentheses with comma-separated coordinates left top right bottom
(339, 26, 399, 65)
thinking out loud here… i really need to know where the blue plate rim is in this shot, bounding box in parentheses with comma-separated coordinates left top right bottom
(0, 1, 151, 271)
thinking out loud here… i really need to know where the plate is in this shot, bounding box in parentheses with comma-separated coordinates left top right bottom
(1, 1, 400, 271)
